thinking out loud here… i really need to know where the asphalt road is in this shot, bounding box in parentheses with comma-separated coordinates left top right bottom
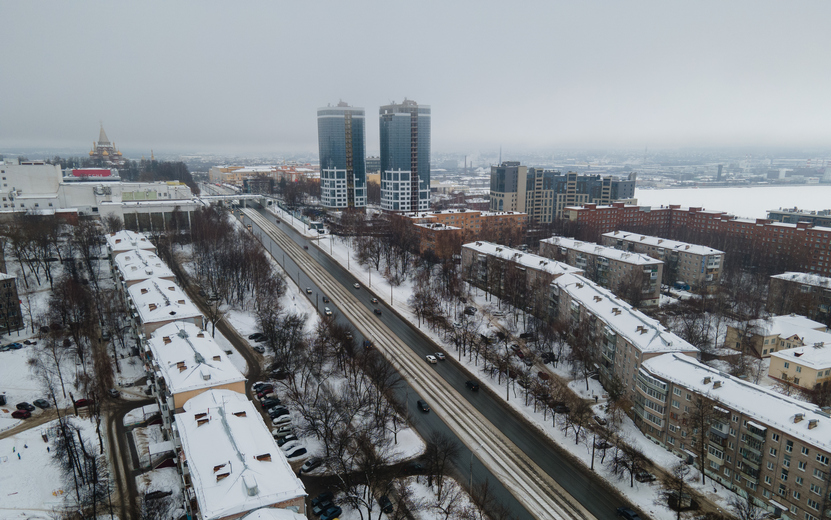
(243, 206, 639, 520)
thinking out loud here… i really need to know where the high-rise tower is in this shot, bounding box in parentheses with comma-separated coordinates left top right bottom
(379, 99, 430, 212)
(317, 102, 367, 209)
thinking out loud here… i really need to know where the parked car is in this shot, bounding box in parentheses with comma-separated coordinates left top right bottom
(16, 402, 35, 412)
(272, 426, 293, 438)
(301, 457, 323, 473)
(345, 332, 353, 340)
(108, 389, 121, 398)
(248, 332, 264, 340)
(373, 308, 382, 315)
(324, 307, 332, 316)
(280, 440, 303, 453)
(11, 409, 31, 419)
(7, 342, 23, 350)
(379, 495, 393, 514)
(252, 381, 270, 391)
(465, 380, 480, 391)
(285, 447, 308, 460)
(261, 397, 281, 409)
(353, 283, 360, 289)
(0, 394, 6, 405)
(538, 371, 550, 380)
(464, 306, 476, 315)
(371, 297, 378, 304)
(593, 415, 608, 426)
(269, 406, 290, 417)
(416, 400, 430, 413)
(320, 506, 342, 520)
(256, 385, 274, 396)
(306, 287, 313, 294)
(74, 398, 94, 408)
(635, 471, 656, 483)
(434, 352, 445, 361)
(425, 355, 437, 364)
(272, 415, 292, 427)
(311, 491, 334, 508)
(616, 507, 641, 520)
(0, 344, 12, 352)
(277, 434, 298, 446)
(252, 345, 265, 354)
(312, 499, 333, 516)
(552, 404, 570, 414)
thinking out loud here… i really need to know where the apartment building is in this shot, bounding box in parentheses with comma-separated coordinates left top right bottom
(725, 315, 830, 358)
(127, 277, 203, 339)
(461, 242, 583, 305)
(0, 273, 22, 334)
(144, 321, 245, 430)
(770, 345, 831, 392)
(639, 353, 831, 520)
(548, 273, 698, 407)
(768, 209, 831, 228)
(540, 236, 663, 307)
(601, 231, 724, 292)
(175, 390, 307, 520)
(769, 273, 831, 326)
(105, 230, 156, 256)
(112, 249, 175, 291)
(412, 222, 463, 258)
(402, 209, 527, 243)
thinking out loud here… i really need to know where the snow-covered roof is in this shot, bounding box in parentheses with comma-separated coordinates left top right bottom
(106, 230, 155, 253)
(602, 231, 724, 256)
(0, 272, 15, 281)
(127, 277, 201, 326)
(771, 272, 831, 289)
(241, 509, 307, 520)
(176, 390, 306, 520)
(147, 322, 245, 396)
(643, 353, 831, 451)
(553, 273, 698, 355)
(541, 236, 663, 266)
(746, 314, 829, 341)
(113, 249, 174, 283)
(415, 222, 461, 231)
(463, 241, 583, 277)
(771, 344, 831, 371)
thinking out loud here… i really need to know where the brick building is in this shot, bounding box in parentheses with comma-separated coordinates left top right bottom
(0, 273, 22, 335)
(540, 236, 663, 307)
(769, 273, 831, 327)
(725, 314, 829, 359)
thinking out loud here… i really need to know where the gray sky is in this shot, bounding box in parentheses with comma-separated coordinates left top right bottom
(1, 1, 830, 156)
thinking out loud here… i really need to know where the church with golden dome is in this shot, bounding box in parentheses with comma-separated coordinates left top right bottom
(89, 123, 126, 166)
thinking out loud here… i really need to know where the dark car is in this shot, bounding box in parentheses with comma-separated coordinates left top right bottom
(312, 499, 333, 516)
(7, 342, 24, 350)
(0, 394, 5, 405)
(553, 404, 570, 414)
(593, 415, 608, 426)
(277, 434, 298, 446)
(311, 491, 334, 508)
(306, 287, 313, 294)
(416, 400, 430, 413)
(303, 245, 309, 250)
(285, 447, 307, 459)
(301, 457, 323, 474)
(635, 471, 656, 483)
(406, 461, 424, 473)
(248, 332, 264, 340)
(323, 296, 330, 303)
(261, 397, 281, 408)
(16, 402, 35, 412)
(464, 306, 476, 315)
(373, 308, 382, 316)
(252, 381, 270, 392)
(252, 345, 265, 354)
(33, 399, 51, 409)
(12, 409, 31, 419)
(616, 507, 641, 520)
(465, 380, 480, 391)
(74, 398, 94, 408)
(379, 495, 393, 514)
(0, 344, 12, 352)
(320, 506, 342, 520)
(269, 406, 290, 418)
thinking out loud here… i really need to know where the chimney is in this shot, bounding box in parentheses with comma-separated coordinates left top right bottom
(794, 413, 805, 423)
(703, 377, 712, 384)
(808, 419, 818, 429)
(713, 381, 722, 389)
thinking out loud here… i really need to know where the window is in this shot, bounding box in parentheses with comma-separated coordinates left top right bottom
(765, 475, 773, 484)
(800, 461, 807, 471)
(686, 393, 692, 401)
(674, 388, 681, 396)
(807, 499, 819, 510)
(771, 448, 778, 456)
(785, 362, 791, 368)
(782, 469, 789, 481)
(780, 484, 787, 496)
(817, 454, 829, 465)
(768, 462, 776, 470)
(772, 433, 780, 442)
(724, 468, 731, 477)
(787, 440, 794, 453)
(672, 399, 680, 408)
(810, 483, 822, 495)
(803, 446, 810, 456)
(796, 476, 803, 485)
(797, 366, 803, 373)
(794, 490, 801, 500)
(813, 468, 825, 480)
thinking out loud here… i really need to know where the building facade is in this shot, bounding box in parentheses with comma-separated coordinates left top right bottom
(724, 314, 830, 359)
(0, 273, 22, 334)
(540, 236, 663, 307)
(489, 162, 527, 213)
(379, 99, 430, 212)
(768, 208, 831, 228)
(317, 102, 367, 209)
(769, 273, 831, 327)
(601, 231, 724, 292)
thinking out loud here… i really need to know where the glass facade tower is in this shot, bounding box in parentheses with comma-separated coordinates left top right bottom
(317, 102, 367, 209)
(379, 99, 430, 212)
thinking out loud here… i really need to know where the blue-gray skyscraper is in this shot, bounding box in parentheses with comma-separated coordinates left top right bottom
(317, 101, 367, 209)
(379, 99, 430, 212)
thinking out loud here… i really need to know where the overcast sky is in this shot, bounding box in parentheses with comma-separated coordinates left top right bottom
(1, 1, 830, 156)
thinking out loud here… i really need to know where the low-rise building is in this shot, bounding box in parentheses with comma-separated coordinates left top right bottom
(0, 273, 22, 334)
(128, 277, 203, 340)
(145, 321, 245, 430)
(770, 344, 831, 391)
(769, 273, 831, 327)
(106, 230, 156, 256)
(540, 236, 663, 307)
(112, 249, 175, 292)
(725, 314, 830, 358)
(640, 353, 831, 519)
(601, 231, 724, 292)
(549, 273, 698, 410)
(413, 223, 463, 258)
(175, 390, 306, 520)
(402, 209, 527, 241)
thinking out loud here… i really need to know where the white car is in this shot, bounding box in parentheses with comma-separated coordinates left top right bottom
(353, 283, 361, 289)
(324, 307, 332, 316)
(434, 352, 446, 361)
(272, 415, 292, 427)
(280, 440, 303, 453)
(426, 355, 437, 364)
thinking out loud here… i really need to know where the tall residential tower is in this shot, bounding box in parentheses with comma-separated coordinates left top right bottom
(317, 102, 367, 209)
(379, 99, 430, 212)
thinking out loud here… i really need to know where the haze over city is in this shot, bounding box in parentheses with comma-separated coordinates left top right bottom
(2, 1, 831, 155)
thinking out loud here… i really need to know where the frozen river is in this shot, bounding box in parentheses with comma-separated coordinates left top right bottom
(634, 185, 831, 220)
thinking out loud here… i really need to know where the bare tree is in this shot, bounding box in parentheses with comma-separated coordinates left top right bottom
(728, 493, 769, 520)
(424, 431, 461, 500)
(659, 462, 694, 520)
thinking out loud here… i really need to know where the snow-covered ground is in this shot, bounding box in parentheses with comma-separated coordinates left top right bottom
(0, 417, 99, 519)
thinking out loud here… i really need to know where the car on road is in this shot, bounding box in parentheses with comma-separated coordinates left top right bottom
(616, 507, 641, 520)
(434, 352, 445, 361)
(345, 332, 353, 340)
(306, 287, 313, 294)
(373, 308, 382, 315)
(416, 400, 430, 413)
(11, 409, 31, 419)
(248, 332, 264, 340)
(108, 389, 121, 398)
(324, 307, 332, 316)
(285, 447, 308, 460)
(353, 283, 360, 289)
(16, 402, 35, 412)
(252, 345, 265, 354)
(465, 380, 480, 391)
(379, 495, 393, 514)
(33, 399, 51, 409)
(303, 245, 309, 250)
(320, 506, 342, 520)
(74, 398, 94, 408)
(371, 297, 378, 304)
(300, 457, 323, 473)
(593, 415, 608, 426)
(323, 296, 330, 303)
(311, 491, 334, 508)
(425, 355, 437, 364)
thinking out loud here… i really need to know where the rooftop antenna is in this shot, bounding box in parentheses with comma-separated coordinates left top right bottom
(499, 146, 502, 165)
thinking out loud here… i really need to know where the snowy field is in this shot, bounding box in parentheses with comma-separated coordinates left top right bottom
(0, 417, 99, 519)
(635, 184, 831, 220)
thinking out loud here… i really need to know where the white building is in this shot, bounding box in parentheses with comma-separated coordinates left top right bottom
(112, 249, 175, 289)
(381, 169, 429, 212)
(175, 390, 307, 520)
(127, 277, 203, 339)
(106, 230, 156, 255)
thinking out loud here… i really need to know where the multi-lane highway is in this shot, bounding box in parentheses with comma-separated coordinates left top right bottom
(241, 206, 634, 520)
